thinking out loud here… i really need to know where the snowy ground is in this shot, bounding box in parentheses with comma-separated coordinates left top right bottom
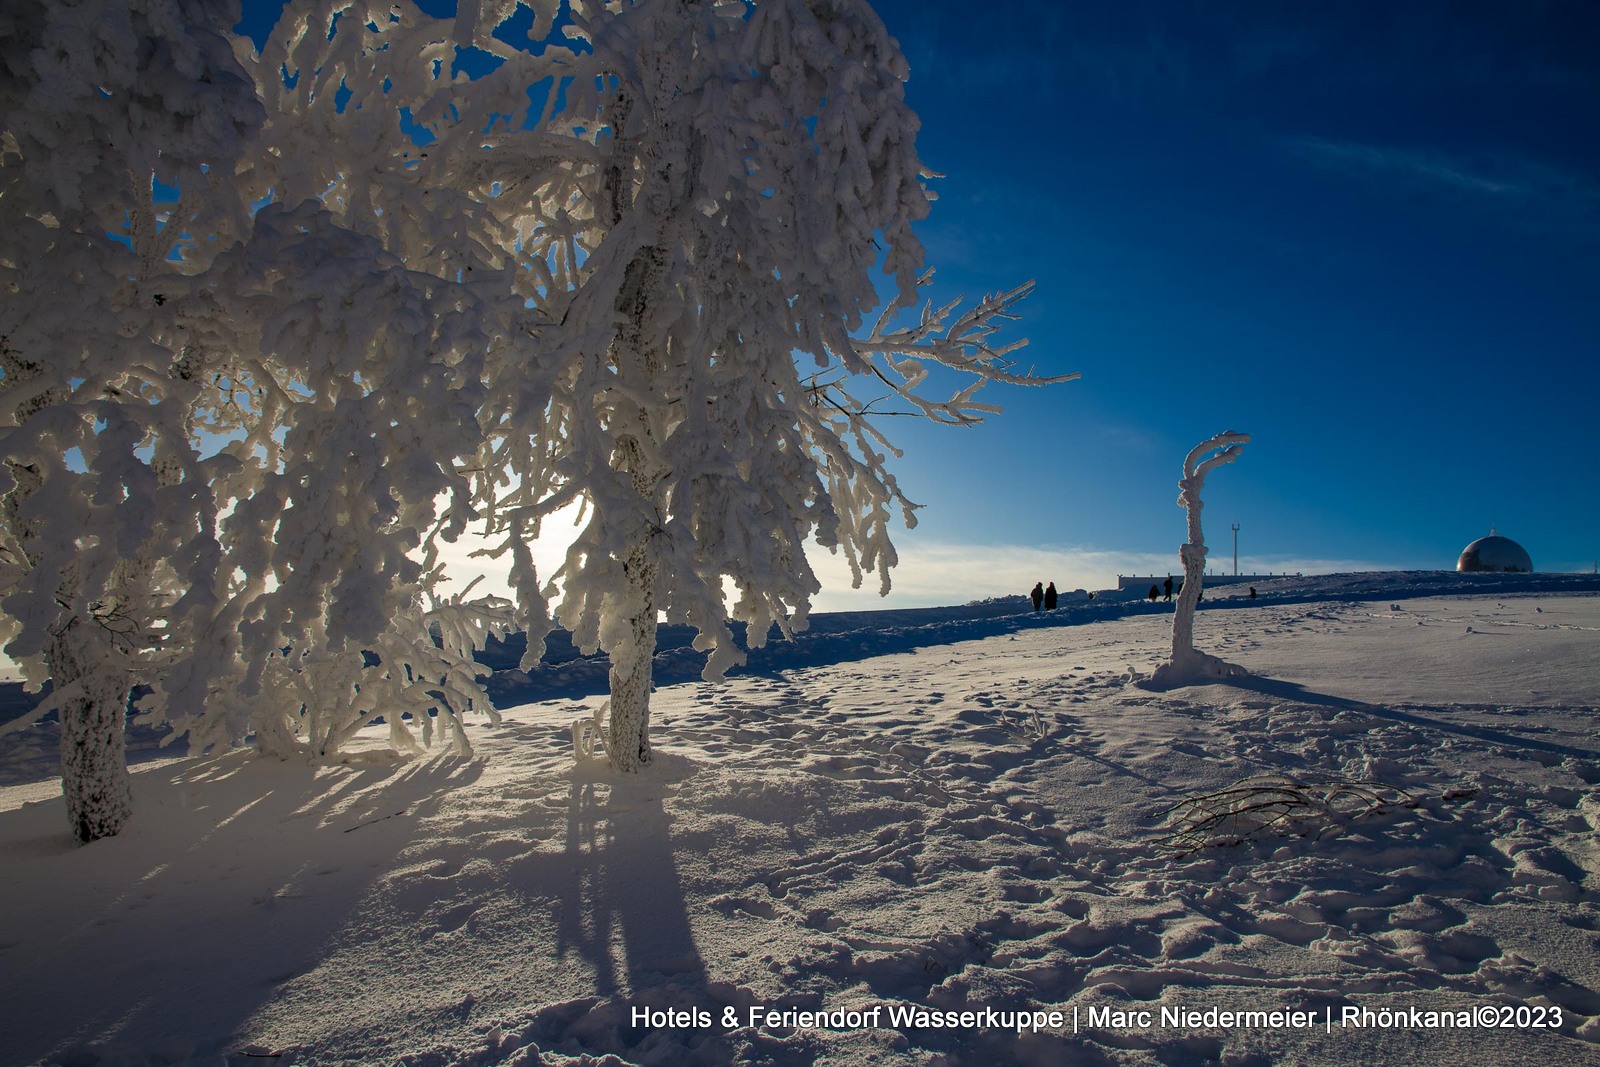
(2, 575, 1599, 1066)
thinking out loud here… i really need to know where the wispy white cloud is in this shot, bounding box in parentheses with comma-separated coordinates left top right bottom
(806, 541, 1143, 611)
(1284, 137, 1600, 240)
(812, 547, 1414, 614)
(1286, 139, 1516, 195)
(944, 4, 1598, 106)
(761, 541, 1400, 613)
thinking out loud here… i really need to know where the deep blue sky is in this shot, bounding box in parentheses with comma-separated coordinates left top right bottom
(845, 0, 1600, 602)
(238, 1, 1600, 607)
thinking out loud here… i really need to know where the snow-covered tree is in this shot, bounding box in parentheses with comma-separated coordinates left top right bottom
(226, 0, 1066, 776)
(442, 0, 1073, 771)
(0, 1, 523, 840)
(1147, 430, 1250, 689)
(135, 2, 537, 762)
(3, 0, 1073, 830)
(0, 0, 266, 841)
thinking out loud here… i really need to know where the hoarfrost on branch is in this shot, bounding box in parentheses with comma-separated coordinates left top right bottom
(1144, 430, 1250, 690)
(2, 0, 1079, 822)
(419, 0, 1075, 770)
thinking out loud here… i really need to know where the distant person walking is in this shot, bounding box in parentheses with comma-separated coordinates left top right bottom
(1249, 586, 1257, 599)
(1163, 576, 1173, 601)
(1148, 585, 1160, 603)
(1030, 582, 1044, 612)
(1044, 582, 1058, 610)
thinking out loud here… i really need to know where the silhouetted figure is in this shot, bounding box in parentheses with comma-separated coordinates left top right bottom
(1044, 582, 1058, 610)
(1163, 576, 1173, 601)
(1087, 591, 1096, 601)
(1248, 586, 1256, 599)
(1030, 582, 1044, 612)
(1148, 585, 1160, 603)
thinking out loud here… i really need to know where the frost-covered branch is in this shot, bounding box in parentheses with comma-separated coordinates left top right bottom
(788, 278, 1074, 430)
(0, 0, 268, 840)
(1157, 774, 1419, 854)
(4, 0, 1080, 799)
(429, 0, 1081, 773)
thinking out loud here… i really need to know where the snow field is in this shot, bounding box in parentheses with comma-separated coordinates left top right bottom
(1, 589, 1598, 1065)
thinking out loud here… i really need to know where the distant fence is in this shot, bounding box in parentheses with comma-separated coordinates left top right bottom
(1116, 572, 1302, 591)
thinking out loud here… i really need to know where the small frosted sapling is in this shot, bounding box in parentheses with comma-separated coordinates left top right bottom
(1145, 430, 1250, 689)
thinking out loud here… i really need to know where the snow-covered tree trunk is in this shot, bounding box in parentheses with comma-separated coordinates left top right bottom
(587, 29, 683, 771)
(48, 616, 132, 844)
(2, 452, 141, 841)
(1170, 529, 1209, 661)
(1148, 430, 1250, 688)
(607, 527, 659, 772)
(600, 290, 670, 772)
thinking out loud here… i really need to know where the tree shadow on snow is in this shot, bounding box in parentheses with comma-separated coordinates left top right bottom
(0, 751, 484, 1066)
(1218, 675, 1600, 762)
(550, 753, 707, 996)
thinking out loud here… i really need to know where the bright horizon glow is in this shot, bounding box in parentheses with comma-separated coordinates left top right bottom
(428, 516, 1404, 617)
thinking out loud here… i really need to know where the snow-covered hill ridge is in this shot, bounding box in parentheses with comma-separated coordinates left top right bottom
(485, 570, 1600, 705)
(4, 571, 1596, 791)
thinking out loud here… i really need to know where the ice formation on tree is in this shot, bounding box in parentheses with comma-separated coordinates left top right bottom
(2, 0, 1078, 832)
(400, 0, 1074, 771)
(1, 1, 524, 840)
(0, 0, 267, 840)
(1146, 430, 1251, 689)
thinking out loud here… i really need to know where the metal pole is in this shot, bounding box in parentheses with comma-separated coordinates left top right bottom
(1232, 523, 1240, 576)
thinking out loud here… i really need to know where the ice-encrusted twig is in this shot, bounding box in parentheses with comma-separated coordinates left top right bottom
(1155, 773, 1420, 854)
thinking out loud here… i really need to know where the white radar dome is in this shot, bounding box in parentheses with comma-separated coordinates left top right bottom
(1456, 528, 1532, 573)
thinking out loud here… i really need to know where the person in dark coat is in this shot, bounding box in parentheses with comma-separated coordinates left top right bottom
(1030, 582, 1044, 612)
(1044, 582, 1058, 610)
(1163, 576, 1173, 601)
(1249, 586, 1257, 599)
(1148, 585, 1160, 603)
